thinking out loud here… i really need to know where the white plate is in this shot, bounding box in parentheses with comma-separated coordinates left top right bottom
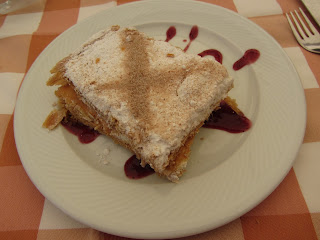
(14, 1, 306, 239)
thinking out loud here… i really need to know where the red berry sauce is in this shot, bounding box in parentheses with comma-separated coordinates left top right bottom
(165, 26, 176, 42)
(183, 25, 199, 52)
(233, 49, 260, 71)
(198, 49, 223, 64)
(124, 155, 155, 179)
(203, 101, 252, 133)
(61, 121, 100, 144)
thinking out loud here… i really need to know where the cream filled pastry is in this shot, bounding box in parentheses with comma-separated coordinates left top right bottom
(43, 25, 234, 182)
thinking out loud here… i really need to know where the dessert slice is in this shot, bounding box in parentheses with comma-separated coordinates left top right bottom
(43, 25, 234, 182)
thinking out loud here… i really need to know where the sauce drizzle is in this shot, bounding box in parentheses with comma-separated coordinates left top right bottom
(165, 26, 176, 42)
(233, 49, 260, 70)
(183, 25, 199, 52)
(198, 49, 223, 64)
(124, 155, 155, 179)
(61, 121, 100, 144)
(203, 101, 252, 133)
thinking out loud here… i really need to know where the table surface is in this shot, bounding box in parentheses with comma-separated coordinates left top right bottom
(1, 0, 320, 239)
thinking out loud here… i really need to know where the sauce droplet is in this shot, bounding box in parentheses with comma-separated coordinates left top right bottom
(183, 25, 199, 52)
(203, 101, 252, 133)
(61, 121, 100, 143)
(165, 26, 176, 42)
(233, 49, 260, 71)
(124, 155, 155, 179)
(198, 49, 223, 64)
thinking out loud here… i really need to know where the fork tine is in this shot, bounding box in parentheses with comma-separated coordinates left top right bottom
(299, 7, 318, 35)
(286, 13, 304, 41)
(294, 10, 312, 37)
(290, 11, 306, 39)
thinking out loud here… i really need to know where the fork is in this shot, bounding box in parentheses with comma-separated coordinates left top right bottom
(286, 8, 320, 54)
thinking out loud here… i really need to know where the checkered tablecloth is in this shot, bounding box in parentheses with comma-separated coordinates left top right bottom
(1, 0, 319, 239)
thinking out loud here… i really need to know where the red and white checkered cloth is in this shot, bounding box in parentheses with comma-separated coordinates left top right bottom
(1, 0, 319, 239)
